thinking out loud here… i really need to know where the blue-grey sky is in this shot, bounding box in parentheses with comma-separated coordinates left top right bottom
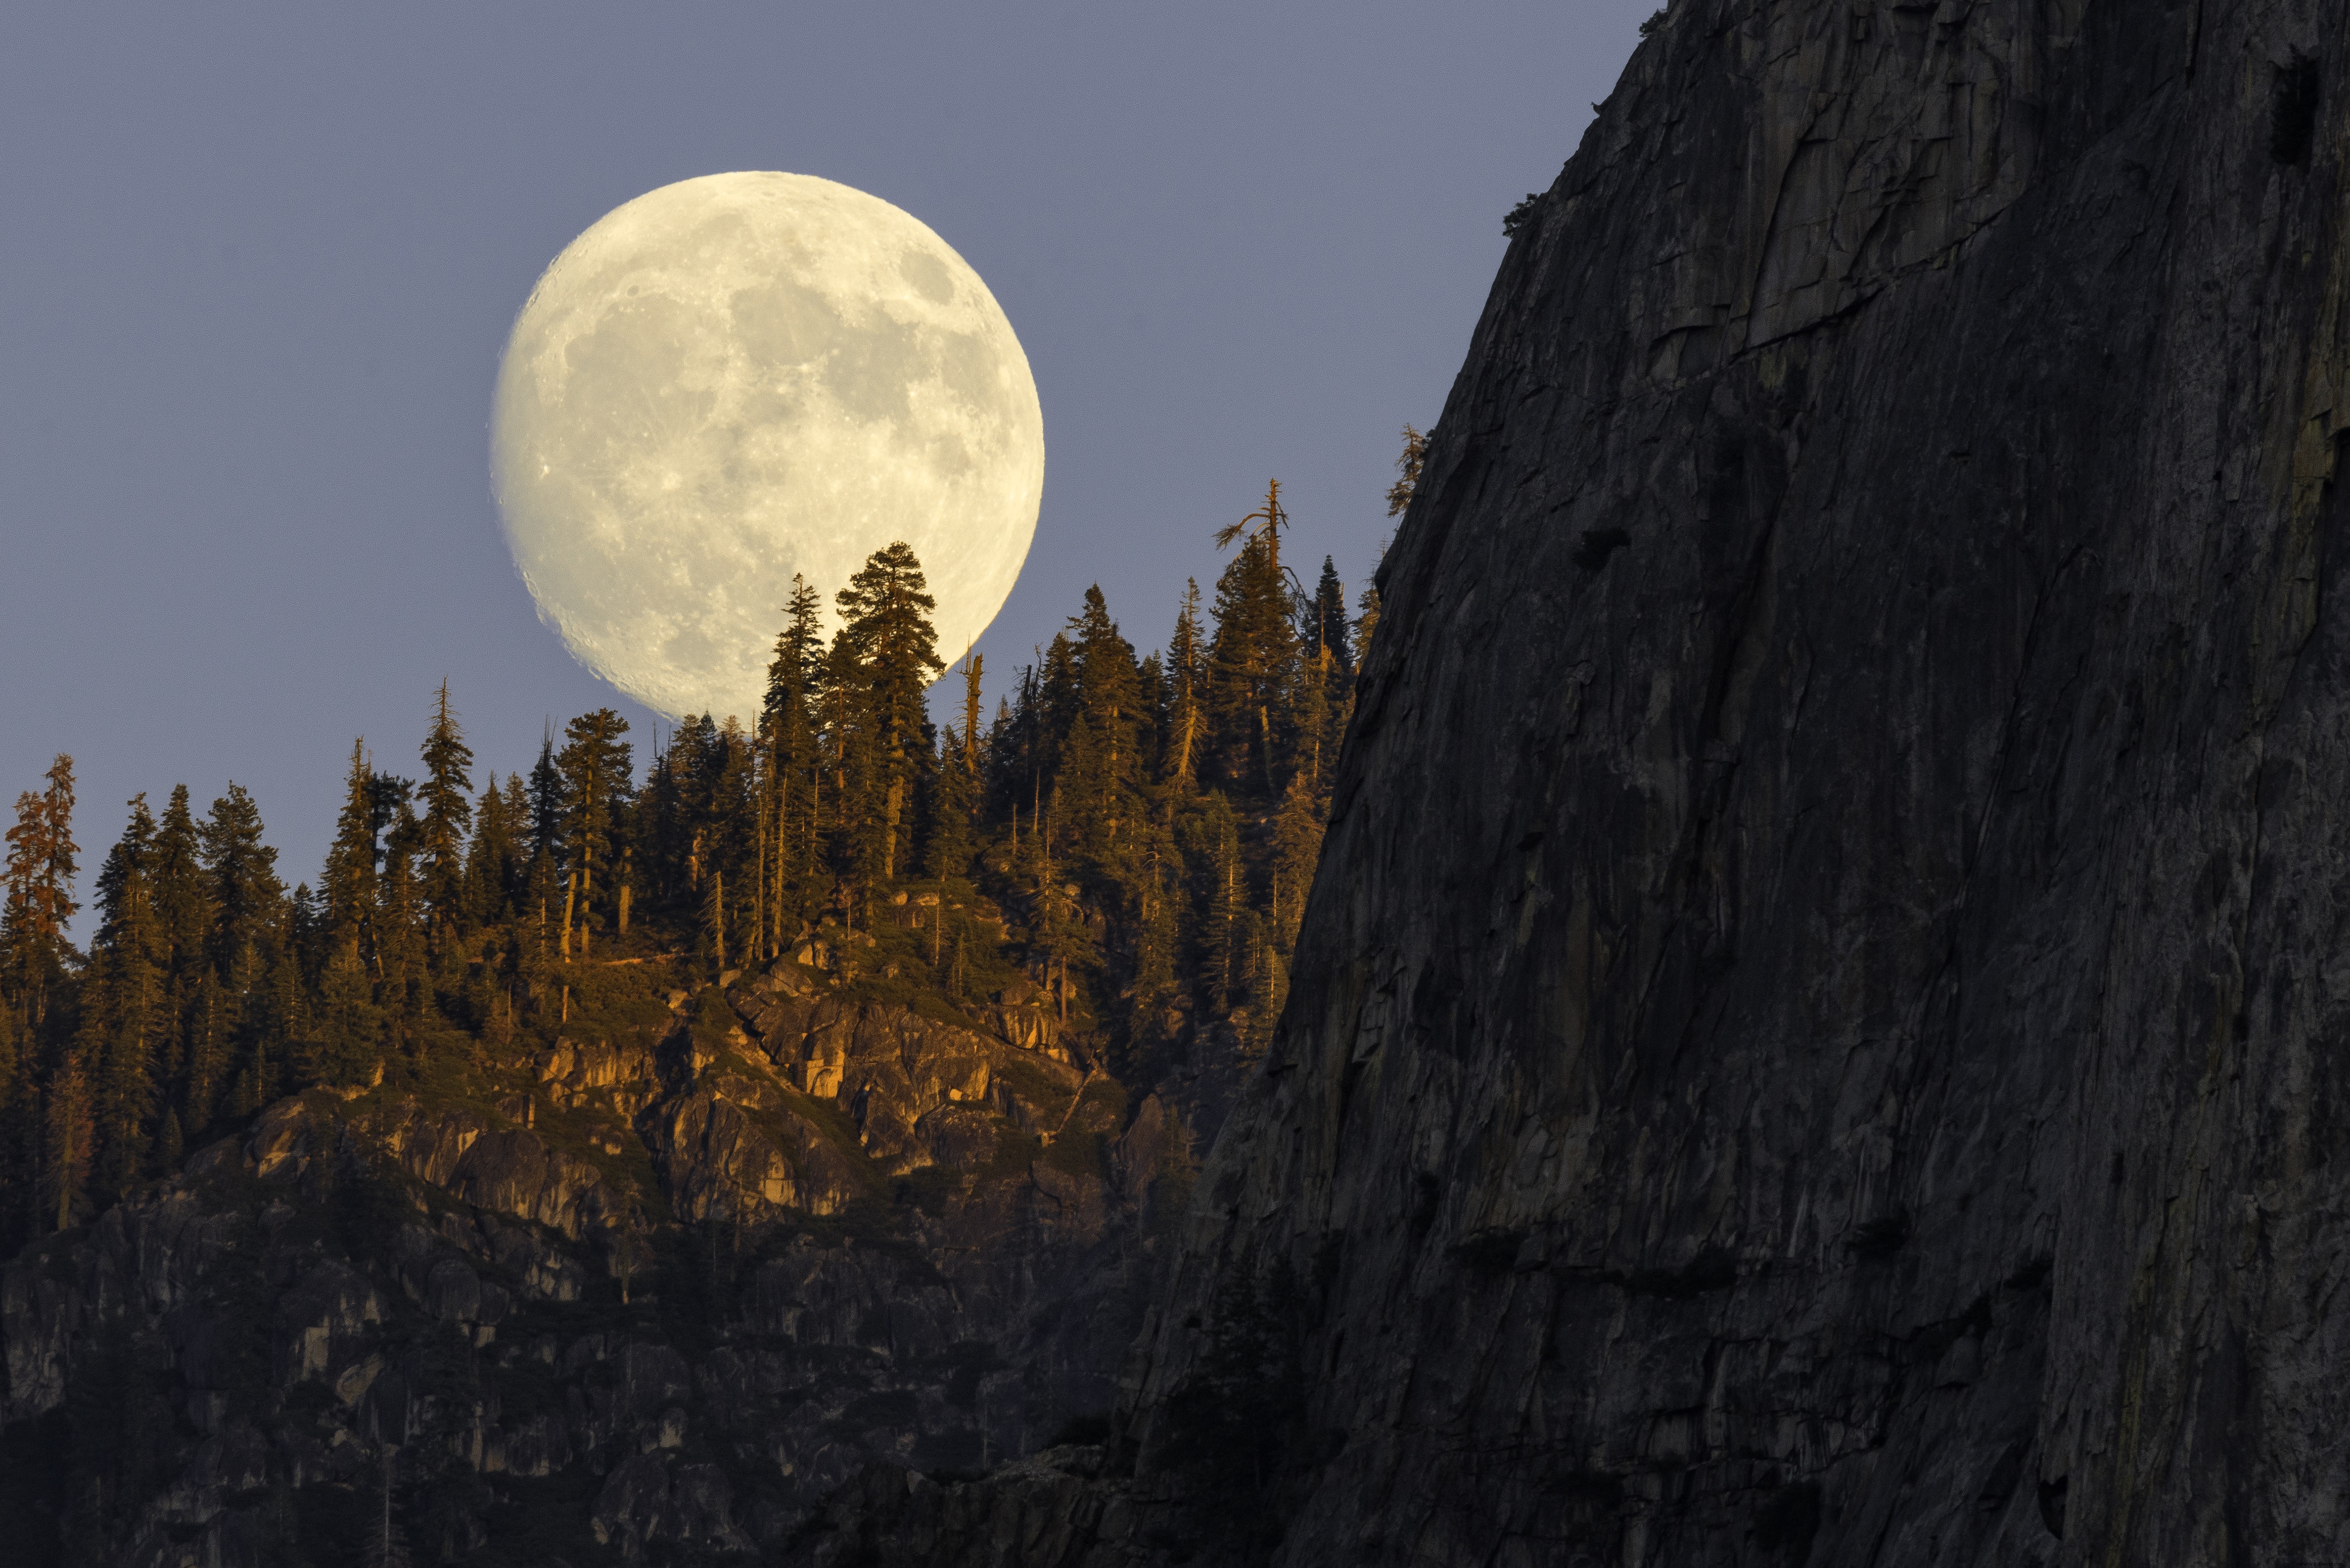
(0, 3, 1650, 908)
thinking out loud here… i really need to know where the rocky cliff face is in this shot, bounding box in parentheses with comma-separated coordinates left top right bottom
(807, 3, 2350, 1564)
(0, 956, 1188, 1565)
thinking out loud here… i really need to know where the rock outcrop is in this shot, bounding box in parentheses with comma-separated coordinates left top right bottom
(804, 3, 2350, 1564)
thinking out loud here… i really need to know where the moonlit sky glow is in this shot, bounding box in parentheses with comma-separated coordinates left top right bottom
(493, 173, 1045, 721)
(0, 4, 1654, 917)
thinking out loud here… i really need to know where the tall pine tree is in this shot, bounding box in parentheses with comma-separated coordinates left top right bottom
(79, 797, 164, 1194)
(556, 709, 633, 956)
(2, 754, 79, 1033)
(417, 682, 475, 953)
(833, 542, 943, 888)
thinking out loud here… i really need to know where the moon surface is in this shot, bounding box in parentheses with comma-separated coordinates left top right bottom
(491, 172, 1044, 721)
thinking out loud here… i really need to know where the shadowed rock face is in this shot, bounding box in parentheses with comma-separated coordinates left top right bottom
(0, 965, 1189, 1565)
(797, 3, 2350, 1564)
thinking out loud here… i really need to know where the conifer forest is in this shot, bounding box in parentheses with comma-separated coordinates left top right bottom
(0, 458, 1407, 1566)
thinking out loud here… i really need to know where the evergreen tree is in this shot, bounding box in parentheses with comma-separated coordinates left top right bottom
(322, 742, 378, 970)
(765, 576, 828, 934)
(833, 542, 944, 887)
(527, 732, 563, 867)
(1385, 424, 1426, 518)
(1127, 830, 1182, 1060)
(1037, 632, 1080, 764)
(1270, 770, 1325, 945)
(499, 774, 530, 908)
(1205, 533, 1297, 796)
(958, 649, 986, 781)
(1186, 793, 1244, 1011)
(1237, 910, 1285, 1060)
(80, 797, 164, 1194)
(555, 708, 633, 955)
(1060, 587, 1143, 864)
(307, 939, 383, 1091)
(1214, 479, 1297, 597)
(1164, 581, 1206, 790)
(1293, 559, 1355, 792)
(151, 785, 209, 1101)
(374, 800, 426, 1032)
(2, 753, 80, 1033)
(698, 717, 756, 954)
(417, 682, 475, 948)
(200, 784, 288, 1116)
(463, 779, 517, 927)
(181, 973, 227, 1134)
(1354, 579, 1382, 665)
(1310, 556, 1352, 672)
(41, 1048, 92, 1231)
(925, 727, 974, 881)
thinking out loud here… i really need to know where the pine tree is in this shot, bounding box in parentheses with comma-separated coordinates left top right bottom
(375, 800, 426, 1032)
(463, 779, 516, 927)
(1214, 479, 1297, 596)
(1036, 634, 1080, 773)
(1063, 586, 1143, 861)
(1164, 581, 1206, 790)
(833, 542, 944, 888)
(1127, 838, 1182, 1058)
(81, 797, 165, 1193)
(765, 578, 828, 935)
(1294, 641, 1332, 792)
(182, 972, 227, 1134)
(41, 1048, 93, 1231)
(1270, 770, 1325, 946)
(307, 940, 383, 1091)
(1205, 532, 1297, 797)
(959, 649, 986, 780)
(1186, 793, 1244, 1011)
(556, 709, 633, 955)
(1385, 425, 1426, 518)
(527, 733, 563, 868)
(200, 784, 288, 1115)
(925, 728, 974, 881)
(2, 753, 80, 1033)
(1310, 556, 1352, 673)
(1295, 557, 1355, 792)
(323, 743, 378, 971)
(417, 682, 475, 949)
(1237, 911, 1285, 1060)
(700, 717, 757, 957)
(500, 774, 530, 903)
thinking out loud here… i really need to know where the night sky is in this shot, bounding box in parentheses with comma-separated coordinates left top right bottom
(0, 3, 1653, 914)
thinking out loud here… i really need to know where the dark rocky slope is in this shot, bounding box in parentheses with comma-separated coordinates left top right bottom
(1, 948, 1195, 1565)
(806, 2, 2350, 1563)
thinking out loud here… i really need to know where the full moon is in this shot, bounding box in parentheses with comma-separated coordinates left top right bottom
(491, 172, 1044, 721)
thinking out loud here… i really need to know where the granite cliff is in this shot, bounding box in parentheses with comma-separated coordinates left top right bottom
(800, 1, 2350, 1564)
